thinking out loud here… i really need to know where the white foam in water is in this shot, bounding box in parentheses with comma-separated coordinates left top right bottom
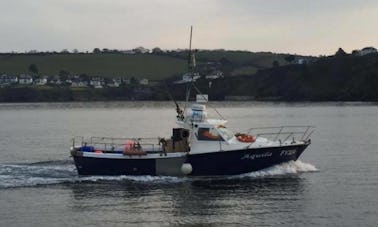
(0, 163, 188, 188)
(0, 163, 78, 188)
(233, 160, 318, 179)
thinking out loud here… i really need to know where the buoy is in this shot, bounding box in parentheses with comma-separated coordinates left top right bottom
(237, 133, 256, 143)
(124, 140, 135, 152)
(181, 163, 192, 175)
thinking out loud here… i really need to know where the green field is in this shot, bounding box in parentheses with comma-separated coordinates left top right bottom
(231, 66, 259, 76)
(173, 50, 289, 68)
(0, 51, 300, 80)
(0, 53, 187, 79)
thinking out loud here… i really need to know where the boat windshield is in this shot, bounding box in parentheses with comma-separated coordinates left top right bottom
(216, 125, 234, 141)
(197, 127, 223, 141)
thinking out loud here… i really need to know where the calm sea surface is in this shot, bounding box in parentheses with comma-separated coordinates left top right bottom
(0, 101, 377, 226)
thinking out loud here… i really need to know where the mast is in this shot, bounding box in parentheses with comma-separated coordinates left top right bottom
(185, 26, 196, 105)
(189, 26, 192, 56)
(181, 26, 225, 121)
(172, 26, 196, 121)
(188, 26, 194, 71)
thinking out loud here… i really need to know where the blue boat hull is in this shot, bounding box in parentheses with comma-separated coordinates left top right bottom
(73, 156, 156, 175)
(72, 143, 309, 176)
(187, 144, 307, 175)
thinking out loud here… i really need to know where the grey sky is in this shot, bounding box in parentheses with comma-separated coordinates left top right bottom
(1, 0, 377, 55)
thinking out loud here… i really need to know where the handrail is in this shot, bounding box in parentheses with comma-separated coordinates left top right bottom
(72, 136, 84, 147)
(72, 136, 163, 152)
(246, 125, 315, 133)
(89, 136, 159, 144)
(240, 125, 315, 143)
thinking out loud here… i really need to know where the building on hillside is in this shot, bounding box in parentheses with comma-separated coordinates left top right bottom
(113, 78, 123, 85)
(174, 72, 201, 84)
(19, 74, 33, 85)
(0, 74, 18, 85)
(71, 78, 88, 87)
(107, 79, 121, 87)
(48, 75, 62, 85)
(139, 78, 149, 85)
(90, 77, 105, 88)
(34, 77, 48, 86)
(205, 70, 223, 80)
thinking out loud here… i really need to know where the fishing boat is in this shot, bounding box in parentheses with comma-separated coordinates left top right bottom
(70, 27, 314, 176)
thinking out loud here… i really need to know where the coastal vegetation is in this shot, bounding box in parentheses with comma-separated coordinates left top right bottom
(198, 53, 378, 101)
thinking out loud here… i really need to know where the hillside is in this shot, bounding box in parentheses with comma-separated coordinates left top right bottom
(0, 51, 301, 80)
(0, 53, 187, 79)
(1, 53, 378, 102)
(164, 50, 302, 76)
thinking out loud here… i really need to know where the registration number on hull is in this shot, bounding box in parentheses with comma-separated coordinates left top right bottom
(280, 149, 296, 156)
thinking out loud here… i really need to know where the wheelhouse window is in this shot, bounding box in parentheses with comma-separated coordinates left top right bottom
(197, 128, 224, 141)
(216, 125, 234, 141)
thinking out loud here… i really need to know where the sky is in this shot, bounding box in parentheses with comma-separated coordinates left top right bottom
(0, 0, 377, 55)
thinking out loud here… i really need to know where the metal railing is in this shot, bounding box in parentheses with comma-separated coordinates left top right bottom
(72, 136, 163, 153)
(241, 125, 315, 143)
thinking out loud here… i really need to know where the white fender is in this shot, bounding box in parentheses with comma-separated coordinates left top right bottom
(181, 163, 193, 175)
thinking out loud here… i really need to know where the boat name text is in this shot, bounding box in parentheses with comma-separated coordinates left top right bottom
(241, 152, 272, 160)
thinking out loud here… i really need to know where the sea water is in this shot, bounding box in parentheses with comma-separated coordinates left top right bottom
(0, 102, 377, 226)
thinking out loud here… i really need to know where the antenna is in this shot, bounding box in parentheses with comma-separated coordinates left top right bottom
(164, 80, 184, 120)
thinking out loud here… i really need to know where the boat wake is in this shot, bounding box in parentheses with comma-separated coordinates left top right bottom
(0, 160, 77, 189)
(0, 160, 317, 189)
(232, 160, 318, 179)
(0, 160, 186, 189)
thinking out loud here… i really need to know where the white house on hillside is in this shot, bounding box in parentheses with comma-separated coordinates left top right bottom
(90, 77, 105, 88)
(107, 79, 121, 87)
(34, 77, 48, 86)
(71, 79, 88, 87)
(139, 78, 149, 85)
(205, 71, 223, 80)
(0, 74, 18, 85)
(174, 72, 201, 84)
(19, 75, 33, 85)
